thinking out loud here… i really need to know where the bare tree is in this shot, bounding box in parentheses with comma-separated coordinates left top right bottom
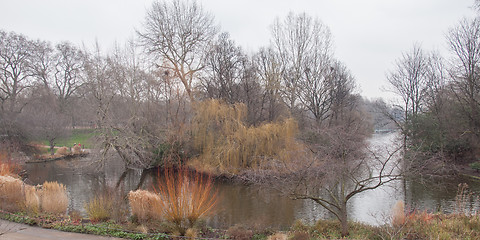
(20, 88, 71, 155)
(447, 17, 480, 137)
(200, 32, 245, 103)
(271, 12, 333, 113)
(244, 125, 402, 237)
(138, 0, 218, 101)
(29, 41, 86, 127)
(386, 44, 430, 149)
(0, 30, 34, 115)
(254, 47, 285, 122)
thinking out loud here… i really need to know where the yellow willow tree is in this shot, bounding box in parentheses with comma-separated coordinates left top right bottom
(191, 99, 299, 173)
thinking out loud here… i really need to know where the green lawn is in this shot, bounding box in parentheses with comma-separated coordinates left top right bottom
(38, 128, 97, 149)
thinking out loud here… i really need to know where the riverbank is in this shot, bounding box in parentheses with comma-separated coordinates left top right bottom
(0, 210, 479, 240)
(457, 163, 480, 181)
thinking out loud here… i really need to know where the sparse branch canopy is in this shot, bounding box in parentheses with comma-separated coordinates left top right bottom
(270, 12, 333, 115)
(139, 0, 218, 101)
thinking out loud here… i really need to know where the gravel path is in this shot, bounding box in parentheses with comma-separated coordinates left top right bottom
(0, 220, 122, 240)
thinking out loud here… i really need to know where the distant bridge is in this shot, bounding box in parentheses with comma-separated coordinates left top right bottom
(374, 129, 397, 134)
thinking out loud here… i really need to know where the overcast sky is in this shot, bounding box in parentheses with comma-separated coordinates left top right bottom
(0, 0, 476, 100)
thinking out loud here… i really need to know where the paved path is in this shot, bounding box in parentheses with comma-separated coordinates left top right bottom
(0, 220, 122, 240)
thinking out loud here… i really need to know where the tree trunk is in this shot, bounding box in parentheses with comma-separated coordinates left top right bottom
(49, 141, 55, 155)
(340, 204, 349, 237)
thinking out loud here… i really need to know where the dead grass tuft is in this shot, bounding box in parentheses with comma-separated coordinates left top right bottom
(392, 200, 405, 226)
(40, 181, 68, 215)
(85, 194, 113, 222)
(128, 189, 163, 222)
(0, 175, 24, 212)
(24, 185, 40, 214)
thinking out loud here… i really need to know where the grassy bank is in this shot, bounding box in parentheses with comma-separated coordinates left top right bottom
(36, 128, 96, 149)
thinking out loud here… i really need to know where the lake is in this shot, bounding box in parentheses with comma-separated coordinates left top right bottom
(23, 133, 480, 229)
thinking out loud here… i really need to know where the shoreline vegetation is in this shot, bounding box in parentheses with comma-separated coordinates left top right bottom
(2, 150, 480, 239)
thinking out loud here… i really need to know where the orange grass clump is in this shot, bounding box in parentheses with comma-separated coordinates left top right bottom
(128, 189, 163, 222)
(0, 152, 17, 177)
(40, 181, 68, 215)
(155, 168, 217, 234)
(0, 175, 24, 212)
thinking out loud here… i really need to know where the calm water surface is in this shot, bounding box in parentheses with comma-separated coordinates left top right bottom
(24, 133, 480, 228)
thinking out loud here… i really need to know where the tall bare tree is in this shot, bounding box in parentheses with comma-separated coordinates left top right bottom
(271, 12, 333, 113)
(447, 17, 480, 137)
(200, 32, 245, 103)
(254, 47, 285, 122)
(139, 0, 218, 101)
(386, 44, 430, 150)
(0, 31, 34, 114)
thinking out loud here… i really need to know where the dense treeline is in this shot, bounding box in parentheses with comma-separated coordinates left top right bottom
(386, 6, 480, 172)
(0, 1, 370, 170)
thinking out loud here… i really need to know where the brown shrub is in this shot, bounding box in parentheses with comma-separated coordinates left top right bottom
(226, 225, 254, 240)
(40, 181, 68, 215)
(0, 175, 24, 212)
(128, 189, 162, 222)
(56, 147, 69, 156)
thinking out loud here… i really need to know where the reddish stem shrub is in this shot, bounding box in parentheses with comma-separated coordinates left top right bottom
(155, 167, 217, 235)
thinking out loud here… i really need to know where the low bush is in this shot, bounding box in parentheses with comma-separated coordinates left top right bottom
(40, 181, 68, 215)
(226, 225, 254, 240)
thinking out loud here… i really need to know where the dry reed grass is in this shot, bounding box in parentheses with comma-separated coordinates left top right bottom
(0, 175, 24, 212)
(155, 168, 217, 234)
(56, 147, 69, 156)
(85, 194, 113, 222)
(392, 200, 405, 226)
(128, 189, 163, 222)
(40, 181, 68, 215)
(24, 185, 40, 214)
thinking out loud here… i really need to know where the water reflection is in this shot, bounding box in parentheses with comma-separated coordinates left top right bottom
(23, 133, 480, 229)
